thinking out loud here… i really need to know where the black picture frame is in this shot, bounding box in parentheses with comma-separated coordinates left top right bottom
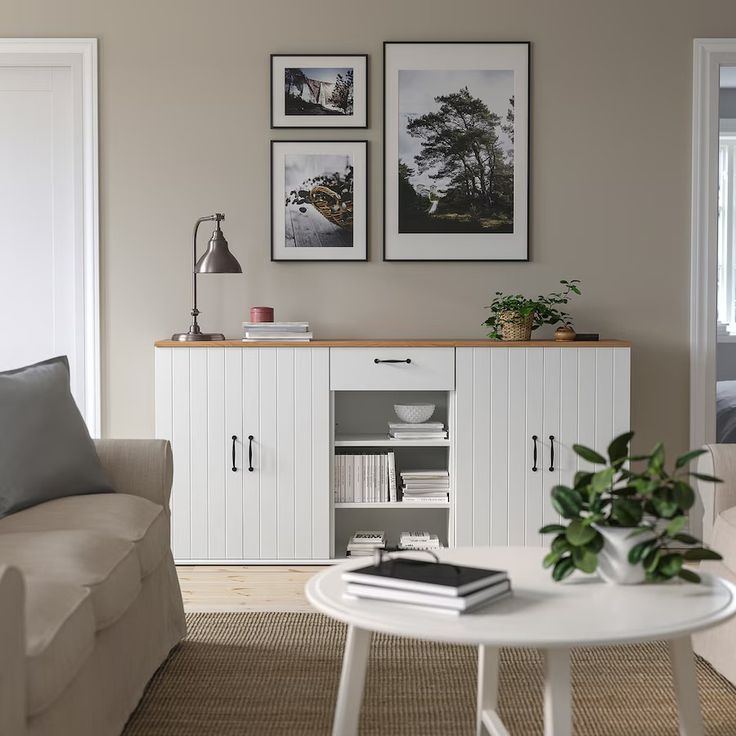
(271, 54, 369, 129)
(270, 140, 369, 262)
(383, 41, 531, 262)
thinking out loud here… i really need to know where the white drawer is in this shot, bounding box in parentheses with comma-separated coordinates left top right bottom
(330, 348, 455, 391)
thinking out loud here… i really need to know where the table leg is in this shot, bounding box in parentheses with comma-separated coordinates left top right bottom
(669, 637, 704, 736)
(332, 625, 372, 736)
(477, 646, 500, 735)
(543, 648, 572, 736)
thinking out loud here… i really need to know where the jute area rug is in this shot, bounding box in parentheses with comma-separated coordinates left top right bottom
(123, 612, 736, 735)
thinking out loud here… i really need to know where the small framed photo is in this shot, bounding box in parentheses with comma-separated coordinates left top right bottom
(271, 140, 368, 261)
(384, 42, 530, 261)
(271, 54, 368, 128)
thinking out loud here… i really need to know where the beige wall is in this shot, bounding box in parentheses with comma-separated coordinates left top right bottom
(5, 0, 733, 454)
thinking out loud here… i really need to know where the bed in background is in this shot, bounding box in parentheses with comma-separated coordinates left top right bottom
(717, 381, 736, 442)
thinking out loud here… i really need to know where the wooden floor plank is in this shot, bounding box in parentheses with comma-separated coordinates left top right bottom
(177, 565, 327, 612)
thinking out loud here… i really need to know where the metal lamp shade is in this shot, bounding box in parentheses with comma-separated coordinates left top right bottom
(194, 228, 242, 273)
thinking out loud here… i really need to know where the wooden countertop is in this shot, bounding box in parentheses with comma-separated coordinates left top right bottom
(155, 338, 630, 348)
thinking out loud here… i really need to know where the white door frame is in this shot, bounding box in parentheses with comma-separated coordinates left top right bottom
(0, 38, 100, 435)
(691, 39, 736, 451)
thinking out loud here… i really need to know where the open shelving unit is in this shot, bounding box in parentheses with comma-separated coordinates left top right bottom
(331, 390, 454, 558)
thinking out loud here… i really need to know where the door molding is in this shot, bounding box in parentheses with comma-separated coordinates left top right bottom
(0, 38, 99, 435)
(691, 39, 736, 451)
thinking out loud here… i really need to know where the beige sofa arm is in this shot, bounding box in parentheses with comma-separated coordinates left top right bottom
(0, 565, 26, 736)
(697, 444, 736, 545)
(94, 439, 173, 512)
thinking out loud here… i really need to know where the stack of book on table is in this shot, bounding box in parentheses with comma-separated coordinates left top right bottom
(346, 530, 385, 558)
(242, 321, 312, 341)
(399, 530, 441, 551)
(388, 422, 447, 441)
(334, 452, 398, 503)
(400, 469, 449, 503)
(343, 557, 511, 614)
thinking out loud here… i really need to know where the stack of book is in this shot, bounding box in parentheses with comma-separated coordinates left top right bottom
(242, 321, 312, 341)
(346, 530, 385, 558)
(400, 469, 449, 503)
(388, 422, 447, 441)
(399, 530, 441, 551)
(334, 452, 398, 503)
(343, 558, 511, 614)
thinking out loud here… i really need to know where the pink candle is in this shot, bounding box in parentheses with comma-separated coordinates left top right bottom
(250, 306, 274, 323)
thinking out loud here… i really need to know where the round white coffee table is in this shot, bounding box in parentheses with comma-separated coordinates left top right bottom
(306, 547, 736, 736)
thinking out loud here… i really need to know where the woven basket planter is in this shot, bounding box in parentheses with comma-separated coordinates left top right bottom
(498, 311, 534, 341)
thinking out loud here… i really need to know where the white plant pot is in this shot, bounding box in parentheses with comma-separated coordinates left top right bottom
(595, 526, 655, 585)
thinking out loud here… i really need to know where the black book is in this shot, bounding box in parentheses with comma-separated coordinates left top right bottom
(342, 558, 508, 598)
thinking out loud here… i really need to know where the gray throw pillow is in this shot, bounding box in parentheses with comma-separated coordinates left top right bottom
(0, 356, 113, 518)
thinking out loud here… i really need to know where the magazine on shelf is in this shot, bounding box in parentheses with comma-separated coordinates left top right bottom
(402, 497, 449, 504)
(348, 531, 385, 546)
(387, 452, 397, 502)
(335, 452, 392, 503)
(400, 531, 432, 541)
(388, 422, 445, 430)
(242, 321, 310, 330)
(243, 332, 313, 340)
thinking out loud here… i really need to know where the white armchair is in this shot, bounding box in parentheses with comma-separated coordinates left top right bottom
(693, 444, 736, 684)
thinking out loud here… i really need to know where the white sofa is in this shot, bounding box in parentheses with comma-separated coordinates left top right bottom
(693, 444, 736, 685)
(0, 439, 186, 736)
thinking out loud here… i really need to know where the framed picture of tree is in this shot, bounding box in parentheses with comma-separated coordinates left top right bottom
(271, 140, 368, 261)
(271, 54, 368, 128)
(383, 42, 529, 261)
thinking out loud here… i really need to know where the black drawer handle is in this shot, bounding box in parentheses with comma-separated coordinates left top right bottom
(231, 435, 237, 472)
(248, 435, 254, 472)
(532, 435, 538, 472)
(374, 358, 412, 364)
(549, 435, 555, 472)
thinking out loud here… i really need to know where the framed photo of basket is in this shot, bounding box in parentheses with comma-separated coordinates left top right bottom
(271, 54, 368, 128)
(271, 140, 368, 261)
(383, 41, 530, 261)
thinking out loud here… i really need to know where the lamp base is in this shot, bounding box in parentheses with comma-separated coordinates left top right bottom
(171, 331, 226, 342)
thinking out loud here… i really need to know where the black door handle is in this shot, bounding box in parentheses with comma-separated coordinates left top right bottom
(374, 358, 412, 364)
(248, 435, 254, 472)
(532, 435, 538, 472)
(231, 435, 237, 472)
(549, 435, 555, 472)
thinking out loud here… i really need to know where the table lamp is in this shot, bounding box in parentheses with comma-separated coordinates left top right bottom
(172, 213, 242, 341)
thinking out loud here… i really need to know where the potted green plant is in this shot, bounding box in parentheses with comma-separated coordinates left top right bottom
(484, 279, 581, 341)
(540, 432, 722, 584)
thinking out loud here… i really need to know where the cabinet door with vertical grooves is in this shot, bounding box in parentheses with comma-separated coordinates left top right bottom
(189, 349, 209, 559)
(257, 349, 278, 559)
(170, 349, 191, 560)
(207, 349, 226, 559)
(225, 349, 244, 559)
(542, 348, 562, 533)
(524, 349, 544, 545)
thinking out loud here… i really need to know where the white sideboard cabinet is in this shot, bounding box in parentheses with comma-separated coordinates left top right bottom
(155, 340, 630, 563)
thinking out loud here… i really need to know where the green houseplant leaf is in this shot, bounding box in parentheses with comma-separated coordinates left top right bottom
(550, 486, 584, 519)
(607, 431, 634, 465)
(565, 518, 596, 546)
(572, 444, 607, 465)
(675, 449, 707, 469)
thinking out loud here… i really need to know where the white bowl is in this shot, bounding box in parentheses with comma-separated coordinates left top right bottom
(394, 403, 436, 424)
